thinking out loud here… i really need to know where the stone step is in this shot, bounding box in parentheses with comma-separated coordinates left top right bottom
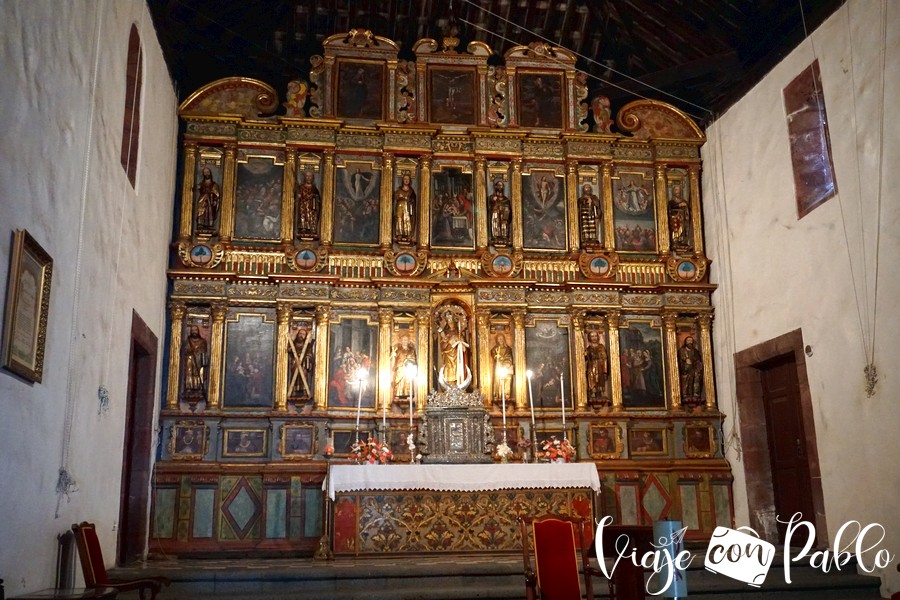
(112, 552, 882, 600)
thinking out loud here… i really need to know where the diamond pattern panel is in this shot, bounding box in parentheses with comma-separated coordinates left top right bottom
(641, 475, 671, 522)
(222, 477, 262, 539)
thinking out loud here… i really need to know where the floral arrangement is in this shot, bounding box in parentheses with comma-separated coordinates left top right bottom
(351, 438, 393, 464)
(539, 436, 576, 463)
(496, 440, 513, 461)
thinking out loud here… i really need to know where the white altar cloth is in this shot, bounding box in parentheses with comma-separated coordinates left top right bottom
(326, 463, 601, 500)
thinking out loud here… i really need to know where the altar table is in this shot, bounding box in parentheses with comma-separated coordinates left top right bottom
(326, 463, 600, 555)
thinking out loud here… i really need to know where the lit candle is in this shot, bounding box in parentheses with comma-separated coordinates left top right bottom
(405, 363, 417, 432)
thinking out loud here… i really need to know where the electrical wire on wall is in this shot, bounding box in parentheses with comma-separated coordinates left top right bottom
(457, 0, 713, 121)
(827, 0, 886, 398)
(706, 118, 743, 461)
(57, 1, 106, 518)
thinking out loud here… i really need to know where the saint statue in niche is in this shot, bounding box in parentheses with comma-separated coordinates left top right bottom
(296, 170, 321, 239)
(435, 303, 471, 390)
(678, 335, 703, 406)
(195, 167, 221, 235)
(491, 332, 514, 402)
(488, 179, 512, 246)
(182, 324, 209, 400)
(287, 323, 315, 401)
(393, 173, 417, 243)
(390, 333, 417, 399)
(578, 183, 603, 248)
(584, 329, 609, 406)
(668, 182, 692, 251)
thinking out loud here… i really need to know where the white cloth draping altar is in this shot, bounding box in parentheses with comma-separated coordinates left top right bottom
(325, 462, 601, 500)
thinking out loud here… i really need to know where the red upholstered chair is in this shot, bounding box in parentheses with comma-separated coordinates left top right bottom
(72, 522, 170, 599)
(520, 514, 606, 600)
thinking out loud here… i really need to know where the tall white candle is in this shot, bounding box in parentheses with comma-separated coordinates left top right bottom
(560, 372, 566, 431)
(526, 370, 536, 426)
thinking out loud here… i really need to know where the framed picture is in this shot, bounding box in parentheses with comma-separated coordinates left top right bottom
(525, 318, 571, 411)
(334, 159, 382, 246)
(517, 71, 564, 129)
(223, 428, 269, 458)
(389, 428, 415, 462)
(330, 427, 371, 457)
(683, 422, 715, 458)
(327, 316, 378, 410)
(522, 169, 567, 250)
(223, 310, 276, 408)
(589, 423, 622, 459)
(628, 428, 667, 456)
(612, 169, 657, 253)
(430, 165, 475, 249)
(168, 420, 208, 460)
(2, 229, 53, 383)
(534, 424, 577, 450)
(280, 424, 316, 459)
(233, 154, 284, 241)
(429, 66, 477, 125)
(783, 60, 837, 218)
(336, 59, 385, 121)
(619, 318, 667, 410)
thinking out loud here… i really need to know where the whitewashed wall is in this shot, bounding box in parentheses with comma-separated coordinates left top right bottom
(0, 1, 177, 594)
(702, 0, 899, 595)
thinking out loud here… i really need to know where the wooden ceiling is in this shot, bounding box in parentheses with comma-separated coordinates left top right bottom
(148, 0, 843, 128)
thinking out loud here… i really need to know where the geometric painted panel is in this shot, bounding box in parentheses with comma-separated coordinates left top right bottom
(220, 476, 262, 540)
(641, 475, 671, 522)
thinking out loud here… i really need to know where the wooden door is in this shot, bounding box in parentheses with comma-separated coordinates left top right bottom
(117, 312, 158, 565)
(760, 354, 814, 544)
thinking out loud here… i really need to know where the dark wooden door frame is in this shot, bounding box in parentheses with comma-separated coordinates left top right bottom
(733, 329, 827, 546)
(117, 310, 159, 565)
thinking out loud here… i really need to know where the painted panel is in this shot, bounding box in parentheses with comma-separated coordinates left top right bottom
(522, 171, 567, 250)
(680, 484, 700, 530)
(713, 483, 732, 528)
(152, 488, 177, 539)
(265, 489, 287, 539)
(303, 487, 323, 538)
(192, 488, 216, 538)
(618, 484, 639, 525)
(234, 157, 283, 241)
(223, 311, 275, 408)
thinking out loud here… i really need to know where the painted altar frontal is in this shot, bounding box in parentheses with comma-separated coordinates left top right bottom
(150, 28, 733, 558)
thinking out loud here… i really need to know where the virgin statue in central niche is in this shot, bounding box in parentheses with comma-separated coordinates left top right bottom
(435, 302, 471, 390)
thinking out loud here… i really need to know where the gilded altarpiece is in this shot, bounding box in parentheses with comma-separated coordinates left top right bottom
(153, 30, 731, 559)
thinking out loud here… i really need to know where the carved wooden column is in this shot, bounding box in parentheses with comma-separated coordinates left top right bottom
(380, 153, 394, 250)
(566, 160, 579, 252)
(689, 164, 704, 255)
(206, 302, 227, 410)
(607, 311, 623, 410)
(219, 144, 237, 242)
(698, 313, 717, 410)
(281, 148, 297, 245)
(418, 156, 432, 251)
(662, 312, 681, 411)
(512, 309, 528, 411)
(378, 308, 394, 413)
(601, 161, 615, 250)
(320, 150, 335, 248)
(179, 142, 198, 240)
(314, 306, 331, 410)
(571, 310, 588, 411)
(274, 304, 292, 411)
(165, 301, 187, 410)
(475, 157, 488, 253)
(476, 308, 492, 406)
(511, 158, 523, 253)
(415, 308, 431, 412)
(655, 164, 671, 255)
